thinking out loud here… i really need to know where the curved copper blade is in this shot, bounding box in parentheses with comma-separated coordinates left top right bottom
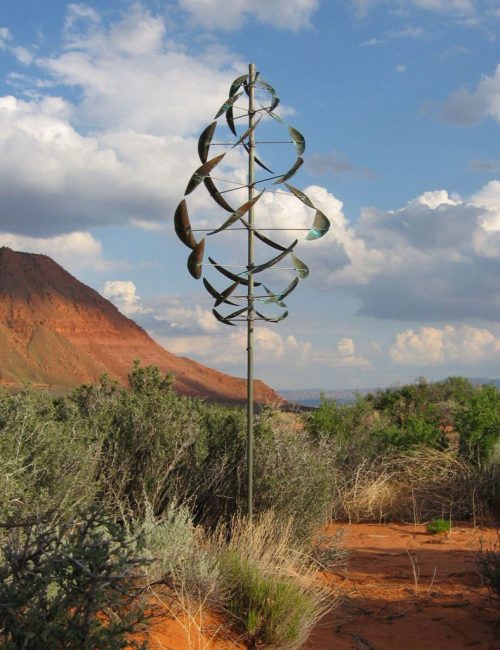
(174, 199, 197, 249)
(279, 276, 300, 299)
(185, 153, 225, 195)
(227, 74, 249, 135)
(198, 121, 217, 163)
(187, 239, 205, 279)
(268, 112, 305, 155)
(229, 74, 247, 98)
(256, 78, 279, 111)
(284, 183, 315, 208)
(214, 91, 243, 119)
(273, 157, 304, 185)
(216, 281, 239, 306)
(255, 309, 288, 323)
(203, 278, 238, 306)
(207, 192, 263, 236)
(291, 252, 309, 278)
(288, 126, 305, 156)
(253, 228, 288, 251)
(226, 305, 249, 319)
(242, 143, 274, 173)
(208, 256, 262, 287)
(252, 239, 297, 274)
(231, 116, 262, 149)
(265, 277, 299, 304)
(204, 177, 234, 213)
(306, 210, 331, 240)
(213, 308, 236, 326)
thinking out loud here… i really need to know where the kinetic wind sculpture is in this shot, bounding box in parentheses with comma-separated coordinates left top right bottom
(174, 64, 330, 517)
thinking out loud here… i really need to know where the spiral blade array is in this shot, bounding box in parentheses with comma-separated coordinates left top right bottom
(173, 69, 331, 325)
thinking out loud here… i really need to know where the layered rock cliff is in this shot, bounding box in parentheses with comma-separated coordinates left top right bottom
(0, 247, 282, 403)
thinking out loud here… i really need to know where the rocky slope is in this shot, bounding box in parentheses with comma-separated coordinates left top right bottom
(0, 247, 282, 403)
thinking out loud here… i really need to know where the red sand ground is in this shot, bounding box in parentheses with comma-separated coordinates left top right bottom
(138, 523, 499, 649)
(307, 523, 500, 650)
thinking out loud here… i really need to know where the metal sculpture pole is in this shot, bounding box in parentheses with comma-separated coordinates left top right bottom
(247, 63, 255, 520)
(174, 64, 331, 520)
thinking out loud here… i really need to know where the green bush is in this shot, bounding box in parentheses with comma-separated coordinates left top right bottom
(0, 388, 102, 523)
(0, 509, 147, 650)
(426, 517, 451, 535)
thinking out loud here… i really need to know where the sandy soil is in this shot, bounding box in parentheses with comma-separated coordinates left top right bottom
(307, 523, 500, 650)
(133, 522, 499, 649)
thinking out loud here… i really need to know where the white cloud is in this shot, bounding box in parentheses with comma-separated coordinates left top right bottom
(177, 0, 319, 31)
(0, 231, 122, 273)
(158, 326, 312, 367)
(337, 337, 356, 356)
(390, 325, 500, 364)
(0, 94, 203, 235)
(0, 27, 11, 48)
(38, 5, 242, 135)
(317, 184, 500, 321)
(395, 64, 407, 73)
(101, 280, 149, 316)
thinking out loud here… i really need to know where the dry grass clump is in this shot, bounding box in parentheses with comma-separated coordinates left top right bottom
(331, 448, 493, 524)
(139, 507, 339, 650)
(211, 512, 337, 649)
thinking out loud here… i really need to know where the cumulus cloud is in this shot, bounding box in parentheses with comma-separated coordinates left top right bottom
(158, 326, 312, 369)
(390, 325, 500, 365)
(0, 231, 122, 273)
(177, 0, 319, 31)
(101, 280, 149, 316)
(100, 285, 220, 335)
(320, 186, 500, 322)
(0, 5, 250, 237)
(0, 95, 200, 235)
(337, 337, 356, 356)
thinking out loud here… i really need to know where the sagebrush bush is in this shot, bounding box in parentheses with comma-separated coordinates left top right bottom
(0, 388, 102, 523)
(0, 509, 147, 650)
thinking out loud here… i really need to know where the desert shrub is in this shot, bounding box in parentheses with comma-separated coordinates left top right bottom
(477, 531, 500, 603)
(426, 517, 451, 534)
(0, 509, 147, 650)
(135, 501, 223, 612)
(371, 415, 443, 451)
(455, 384, 500, 464)
(306, 397, 381, 463)
(253, 410, 334, 537)
(97, 363, 206, 517)
(0, 388, 102, 523)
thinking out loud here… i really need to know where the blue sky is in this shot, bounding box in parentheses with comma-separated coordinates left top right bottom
(1, 0, 500, 389)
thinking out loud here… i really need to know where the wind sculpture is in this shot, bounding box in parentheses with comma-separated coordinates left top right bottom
(174, 64, 330, 518)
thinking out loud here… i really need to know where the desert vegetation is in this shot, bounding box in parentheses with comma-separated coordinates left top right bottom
(0, 366, 499, 647)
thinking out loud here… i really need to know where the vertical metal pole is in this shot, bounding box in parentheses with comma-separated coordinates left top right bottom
(247, 63, 255, 520)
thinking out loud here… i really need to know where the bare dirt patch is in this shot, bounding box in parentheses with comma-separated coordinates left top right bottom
(307, 523, 500, 650)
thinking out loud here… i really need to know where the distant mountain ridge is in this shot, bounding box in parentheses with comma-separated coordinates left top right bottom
(0, 247, 282, 403)
(281, 378, 500, 407)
